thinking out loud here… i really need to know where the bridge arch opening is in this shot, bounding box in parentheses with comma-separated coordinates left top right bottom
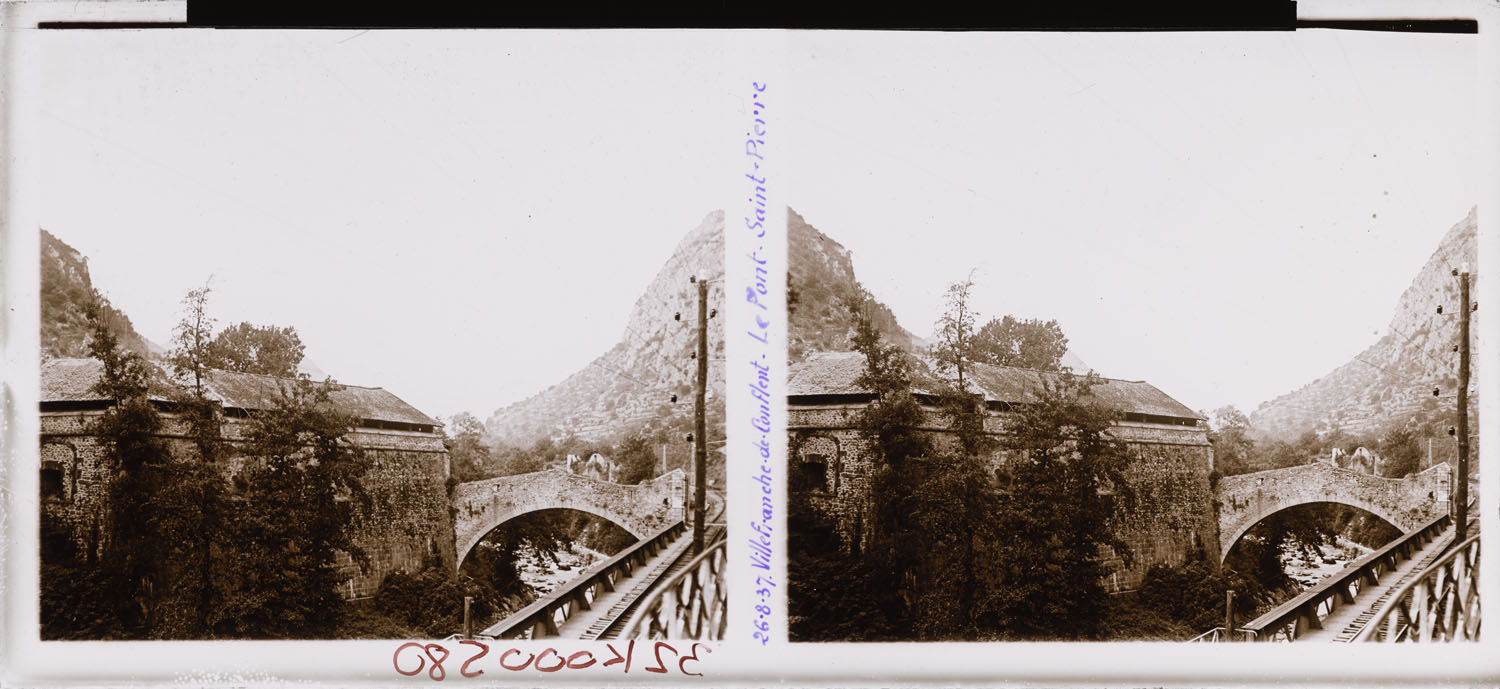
(457, 507, 640, 573)
(451, 468, 687, 572)
(1221, 501, 1404, 587)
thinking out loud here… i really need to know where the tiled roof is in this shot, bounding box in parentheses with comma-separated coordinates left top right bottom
(788, 351, 1204, 421)
(40, 358, 439, 427)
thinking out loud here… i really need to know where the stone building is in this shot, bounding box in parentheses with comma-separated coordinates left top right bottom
(788, 351, 1216, 592)
(40, 358, 453, 598)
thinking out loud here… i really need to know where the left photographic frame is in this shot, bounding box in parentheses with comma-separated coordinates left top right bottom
(7, 23, 736, 682)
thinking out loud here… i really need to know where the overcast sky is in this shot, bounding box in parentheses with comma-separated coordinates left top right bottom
(37, 30, 1477, 422)
(40, 31, 733, 420)
(784, 30, 1477, 415)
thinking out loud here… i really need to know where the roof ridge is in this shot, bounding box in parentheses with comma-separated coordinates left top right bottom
(813, 349, 1149, 385)
(205, 366, 384, 391)
(43, 357, 387, 391)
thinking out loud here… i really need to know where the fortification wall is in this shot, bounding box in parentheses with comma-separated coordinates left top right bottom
(788, 404, 1217, 593)
(39, 410, 452, 599)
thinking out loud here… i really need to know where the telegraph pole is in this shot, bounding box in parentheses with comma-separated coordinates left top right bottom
(1454, 270, 1471, 542)
(693, 277, 709, 554)
(1224, 590, 1236, 642)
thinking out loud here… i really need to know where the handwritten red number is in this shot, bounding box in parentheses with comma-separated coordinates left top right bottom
(603, 640, 634, 673)
(393, 642, 426, 676)
(644, 642, 676, 674)
(534, 648, 565, 673)
(566, 650, 597, 669)
(678, 642, 710, 676)
(424, 643, 449, 681)
(499, 648, 534, 671)
(458, 640, 488, 678)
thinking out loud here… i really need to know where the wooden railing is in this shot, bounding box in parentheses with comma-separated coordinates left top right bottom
(1355, 532, 1480, 642)
(617, 529, 727, 640)
(1239, 513, 1452, 642)
(483, 521, 687, 639)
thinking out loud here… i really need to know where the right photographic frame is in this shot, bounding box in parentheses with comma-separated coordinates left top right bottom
(781, 27, 1484, 648)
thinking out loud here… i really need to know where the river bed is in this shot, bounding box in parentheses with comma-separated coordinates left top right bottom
(1282, 536, 1371, 589)
(518, 545, 607, 595)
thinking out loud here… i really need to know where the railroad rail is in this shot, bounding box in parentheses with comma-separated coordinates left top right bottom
(1238, 513, 1452, 642)
(1355, 532, 1480, 642)
(482, 520, 688, 639)
(615, 525, 728, 640)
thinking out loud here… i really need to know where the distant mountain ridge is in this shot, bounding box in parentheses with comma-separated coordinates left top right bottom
(483, 211, 727, 446)
(1250, 208, 1479, 441)
(41, 229, 156, 361)
(788, 209, 913, 361)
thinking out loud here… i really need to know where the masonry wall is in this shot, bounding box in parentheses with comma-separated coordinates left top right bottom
(336, 429, 453, 598)
(788, 403, 1217, 593)
(39, 410, 452, 600)
(1102, 423, 1217, 591)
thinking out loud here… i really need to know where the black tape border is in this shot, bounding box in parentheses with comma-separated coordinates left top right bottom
(30, 2, 1477, 34)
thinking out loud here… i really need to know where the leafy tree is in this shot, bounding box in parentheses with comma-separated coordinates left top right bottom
(492, 438, 556, 477)
(932, 273, 980, 390)
(986, 373, 1134, 639)
(1379, 425, 1422, 478)
(1208, 406, 1256, 476)
(899, 393, 1002, 639)
(790, 298, 925, 640)
(1137, 557, 1263, 634)
(40, 295, 151, 639)
(852, 300, 929, 472)
(162, 283, 234, 634)
(799, 291, 1138, 640)
(205, 322, 306, 377)
(212, 377, 368, 638)
(168, 279, 216, 394)
(446, 412, 493, 483)
(66, 293, 223, 638)
(83, 294, 175, 636)
(613, 431, 661, 485)
(1223, 505, 1339, 594)
(374, 565, 499, 638)
(849, 293, 1012, 639)
(973, 316, 1070, 371)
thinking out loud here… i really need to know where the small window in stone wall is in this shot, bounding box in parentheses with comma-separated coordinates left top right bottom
(41, 463, 64, 501)
(792, 455, 828, 493)
(794, 435, 840, 493)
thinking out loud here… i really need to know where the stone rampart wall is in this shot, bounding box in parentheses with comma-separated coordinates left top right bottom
(788, 402, 1216, 592)
(39, 409, 451, 599)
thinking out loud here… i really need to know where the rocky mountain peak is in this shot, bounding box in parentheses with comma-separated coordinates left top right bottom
(1250, 208, 1479, 441)
(41, 229, 153, 360)
(483, 211, 726, 446)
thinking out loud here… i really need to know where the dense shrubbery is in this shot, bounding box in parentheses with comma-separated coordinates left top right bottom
(42, 289, 373, 640)
(39, 521, 121, 640)
(372, 566, 503, 638)
(786, 509, 900, 641)
(1137, 558, 1263, 633)
(790, 286, 1133, 641)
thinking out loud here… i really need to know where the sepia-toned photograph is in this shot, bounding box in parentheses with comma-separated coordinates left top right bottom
(783, 30, 1480, 643)
(31, 30, 729, 643)
(4, 6, 1496, 687)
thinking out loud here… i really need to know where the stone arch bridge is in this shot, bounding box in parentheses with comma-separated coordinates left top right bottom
(1216, 462, 1452, 562)
(451, 468, 686, 567)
